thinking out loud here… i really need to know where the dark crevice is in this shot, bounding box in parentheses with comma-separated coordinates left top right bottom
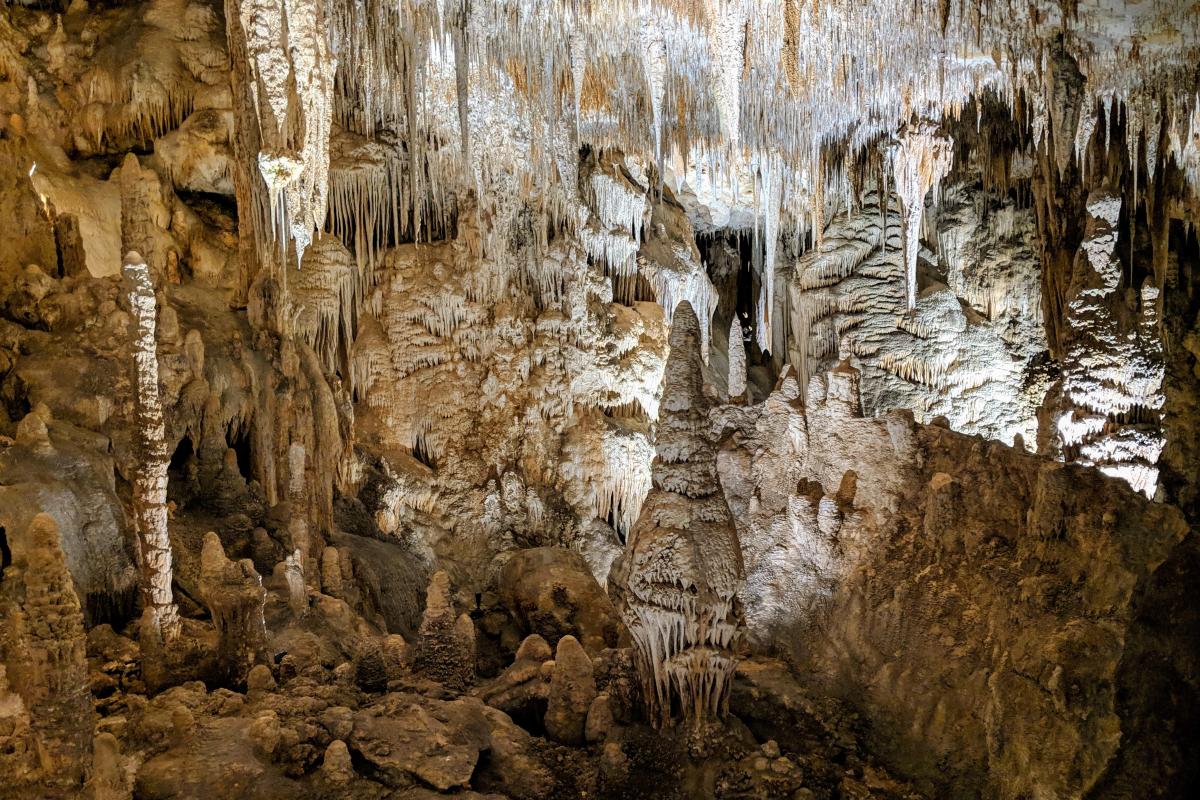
(411, 436, 437, 471)
(226, 426, 254, 482)
(0, 525, 10, 575)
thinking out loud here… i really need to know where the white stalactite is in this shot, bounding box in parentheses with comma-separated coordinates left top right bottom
(240, 0, 336, 264)
(704, 0, 747, 152)
(892, 124, 954, 311)
(757, 152, 783, 352)
(639, 11, 667, 161)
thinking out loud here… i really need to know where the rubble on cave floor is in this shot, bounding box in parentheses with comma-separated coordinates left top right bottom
(65, 558, 922, 800)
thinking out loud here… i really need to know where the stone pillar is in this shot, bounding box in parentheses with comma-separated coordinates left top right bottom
(123, 252, 181, 652)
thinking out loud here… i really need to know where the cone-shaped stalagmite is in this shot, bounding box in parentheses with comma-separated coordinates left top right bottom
(0, 515, 94, 793)
(609, 301, 744, 728)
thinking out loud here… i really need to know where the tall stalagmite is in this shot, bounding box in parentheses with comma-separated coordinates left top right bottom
(0, 515, 93, 795)
(609, 301, 745, 728)
(123, 252, 180, 649)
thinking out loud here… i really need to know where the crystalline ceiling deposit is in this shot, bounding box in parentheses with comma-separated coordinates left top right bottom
(891, 123, 954, 311)
(205, 0, 1192, 500)
(219, 0, 1200, 280)
(209, 1, 1199, 504)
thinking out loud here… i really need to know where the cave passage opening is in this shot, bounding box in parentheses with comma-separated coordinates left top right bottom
(226, 426, 255, 483)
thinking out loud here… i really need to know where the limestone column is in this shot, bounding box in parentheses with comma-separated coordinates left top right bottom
(123, 252, 181, 647)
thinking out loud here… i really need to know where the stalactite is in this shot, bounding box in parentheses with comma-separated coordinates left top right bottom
(639, 11, 667, 163)
(892, 124, 954, 310)
(703, 0, 748, 154)
(757, 152, 783, 352)
(238, 0, 336, 265)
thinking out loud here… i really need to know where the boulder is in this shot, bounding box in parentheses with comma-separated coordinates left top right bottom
(477, 634, 552, 722)
(498, 547, 627, 653)
(348, 693, 491, 790)
(477, 706, 557, 799)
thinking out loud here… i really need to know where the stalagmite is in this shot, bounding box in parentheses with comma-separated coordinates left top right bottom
(413, 570, 476, 691)
(728, 314, 747, 401)
(0, 515, 93, 793)
(609, 301, 745, 728)
(123, 252, 181, 647)
(199, 532, 268, 683)
(544, 635, 597, 746)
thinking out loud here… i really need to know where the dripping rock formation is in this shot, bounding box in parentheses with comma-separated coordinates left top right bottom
(0, 1, 1198, 799)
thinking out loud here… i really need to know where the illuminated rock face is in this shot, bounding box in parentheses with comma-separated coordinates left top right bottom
(609, 302, 744, 728)
(1055, 190, 1165, 498)
(785, 185, 1047, 447)
(718, 363, 1190, 798)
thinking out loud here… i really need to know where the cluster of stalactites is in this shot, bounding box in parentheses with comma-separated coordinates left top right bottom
(224, 0, 1198, 368)
(238, 0, 337, 266)
(230, 0, 1195, 274)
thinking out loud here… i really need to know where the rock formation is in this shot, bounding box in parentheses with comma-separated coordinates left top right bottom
(198, 532, 267, 685)
(0, 514, 93, 796)
(1055, 188, 1165, 498)
(412, 570, 476, 691)
(610, 301, 745, 728)
(123, 251, 181, 654)
(544, 634, 597, 745)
